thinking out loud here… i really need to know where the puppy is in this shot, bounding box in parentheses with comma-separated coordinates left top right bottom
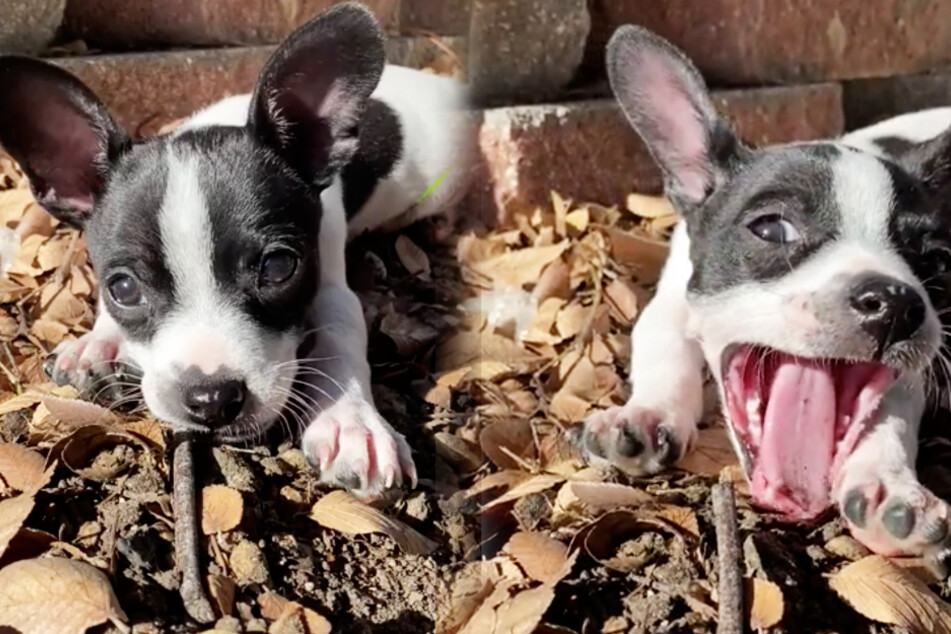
(577, 26, 951, 559)
(0, 3, 471, 498)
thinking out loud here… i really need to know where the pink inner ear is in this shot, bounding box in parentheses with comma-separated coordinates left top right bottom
(636, 53, 712, 203)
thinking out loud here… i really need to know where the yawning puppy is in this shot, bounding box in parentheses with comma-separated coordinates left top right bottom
(577, 26, 951, 558)
(0, 3, 470, 498)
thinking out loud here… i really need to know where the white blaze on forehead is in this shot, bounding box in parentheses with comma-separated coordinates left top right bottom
(831, 148, 894, 247)
(157, 148, 237, 374)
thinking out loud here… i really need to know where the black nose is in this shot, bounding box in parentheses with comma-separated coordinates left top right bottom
(849, 275, 926, 354)
(184, 379, 246, 425)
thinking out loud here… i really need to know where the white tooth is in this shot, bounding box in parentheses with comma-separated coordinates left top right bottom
(746, 396, 762, 437)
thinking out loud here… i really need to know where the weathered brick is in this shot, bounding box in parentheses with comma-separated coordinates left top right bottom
(469, 0, 590, 105)
(51, 37, 458, 137)
(843, 73, 951, 131)
(401, 0, 470, 36)
(584, 0, 951, 85)
(1, 0, 66, 54)
(62, 0, 399, 49)
(467, 83, 844, 227)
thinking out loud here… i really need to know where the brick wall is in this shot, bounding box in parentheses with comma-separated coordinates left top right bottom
(3, 0, 951, 227)
(466, 0, 951, 226)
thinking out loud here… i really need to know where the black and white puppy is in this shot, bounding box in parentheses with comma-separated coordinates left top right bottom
(0, 3, 470, 498)
(578, 26, 951, 558)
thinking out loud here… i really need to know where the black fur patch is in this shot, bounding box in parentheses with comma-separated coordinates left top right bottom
(342, 98, 404, 218)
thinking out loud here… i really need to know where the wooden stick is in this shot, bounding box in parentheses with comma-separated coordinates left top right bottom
(713, 473, 744, 634)
(173, 434, 216, 624)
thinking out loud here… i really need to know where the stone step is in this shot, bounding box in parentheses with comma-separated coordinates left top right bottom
(467, 83, 844, 227)
(583, 0, 951, 86)
(843, 73, 951, 131)
(62, 0, 468, 49)
(48, 35, 465, 137)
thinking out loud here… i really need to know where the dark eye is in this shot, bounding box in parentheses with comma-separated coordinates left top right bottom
(107, 274, 145, 307)
(926, 247, 951, 276)
(260, 251, 298, 285)
(747, 214, 802, 244)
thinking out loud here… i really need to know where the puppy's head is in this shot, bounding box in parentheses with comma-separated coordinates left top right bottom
(609, 27, 951, 520)
(0, 3, 385, 440)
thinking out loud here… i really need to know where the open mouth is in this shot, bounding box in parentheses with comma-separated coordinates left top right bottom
(721, 345, 896, 521)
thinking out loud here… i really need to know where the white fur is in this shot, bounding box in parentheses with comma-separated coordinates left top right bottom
(178, 65, 472, 238)
(842, 107, 951, 155)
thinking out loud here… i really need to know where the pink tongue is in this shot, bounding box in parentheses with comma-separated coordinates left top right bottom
(752, 358, 836, 519)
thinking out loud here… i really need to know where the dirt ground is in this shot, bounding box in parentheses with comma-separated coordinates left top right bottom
(5, 141, 951, 634)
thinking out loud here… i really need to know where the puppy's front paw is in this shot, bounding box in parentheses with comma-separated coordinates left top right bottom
(45, 332, 132, 402)
(574, 402, 696, 476)
(837, 468, 951, 560)
(302, 397, 417, 499)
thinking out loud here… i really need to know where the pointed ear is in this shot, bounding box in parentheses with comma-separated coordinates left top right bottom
(606, 26, 747, 208)
(898, 128, 951, 202)
(249, 2, 385, 189)
(0, 56, 129, 229)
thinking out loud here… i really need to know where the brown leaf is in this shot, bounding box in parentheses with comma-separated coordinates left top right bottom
(490, 584, 557, 634)
(607, 228, 669, 284)
(625, 193, 676, 219)
(201, 485, 244, 535)
(829, 555, 951, 632)
(434, 432, 483, 473)
(269, 602, 332, 634)
(482, 474, 565, 510)
(564, 209, 589, 234)
(31, 318, 69, 345)
(207, 574, 236, 616)
(395, 235, 431, 281)
(0, 495, 35, 559)
(479, 418, 536, 470)
(59, 426, 142, 482)
(0, 557, 128, 633)
(748, 578, 784, 629)
(675, 424, 738, 475)
(650, 505, 700, 538)
(531, 258, 571, 303)
(0, 443, 48, 492)
(259, 592, 291, 621)
(311, 490, 437, 555)
(42, 394, 121, 429)
(553, 481, 653, 520)
(471, 242, 569, 289)
(604, 278, 640, 325)
(465, 470, 529, 499)
(437, 330, 541, 374)
(504, 532, 573, 584)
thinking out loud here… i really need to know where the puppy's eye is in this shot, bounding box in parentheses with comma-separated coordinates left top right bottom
(260, 251, 298, 285)
(108, 274, 145, 307)
(926, 247, 951, 276)
(747, 214, 802, 244)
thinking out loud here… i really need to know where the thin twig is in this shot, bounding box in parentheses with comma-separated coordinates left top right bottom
(172, 434, 216, 624)
(712, 472, 744, 634)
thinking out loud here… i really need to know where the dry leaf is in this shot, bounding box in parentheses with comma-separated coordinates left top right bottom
(749, 578, 784, 629)
(479, 418, 536, 470)
(483, 474, 565, 510)
(504, 532, 572, 584)
(471, 242, 568, 288)
(207, 574, 236, 616)
(675, 424, 738, 475)
(490, 584, 557, 634)
(269, 602, 332, 634)
(604, 278, 640, 325)
(0, 443, 48, 492)
(564, 208, 589, 233)
(465, 470, 529, 499)
(607, 228, 669, 284)
(311, 490, 437, 555)
(829, 555, 951, 632)
(532, 258, 571, 303)
(0, 557, 128, 633)
(651, 505, 700, 538)
(395, 235, 431, 281)
(625, 193, 676, 219)
(202, 485, 244, 535)
(434, 432, 483, 472)
(553, 481, 652, 519)
(259, 592, 290, 620)
(0, 494, 35, 559)
(42, 394, 121, 428)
